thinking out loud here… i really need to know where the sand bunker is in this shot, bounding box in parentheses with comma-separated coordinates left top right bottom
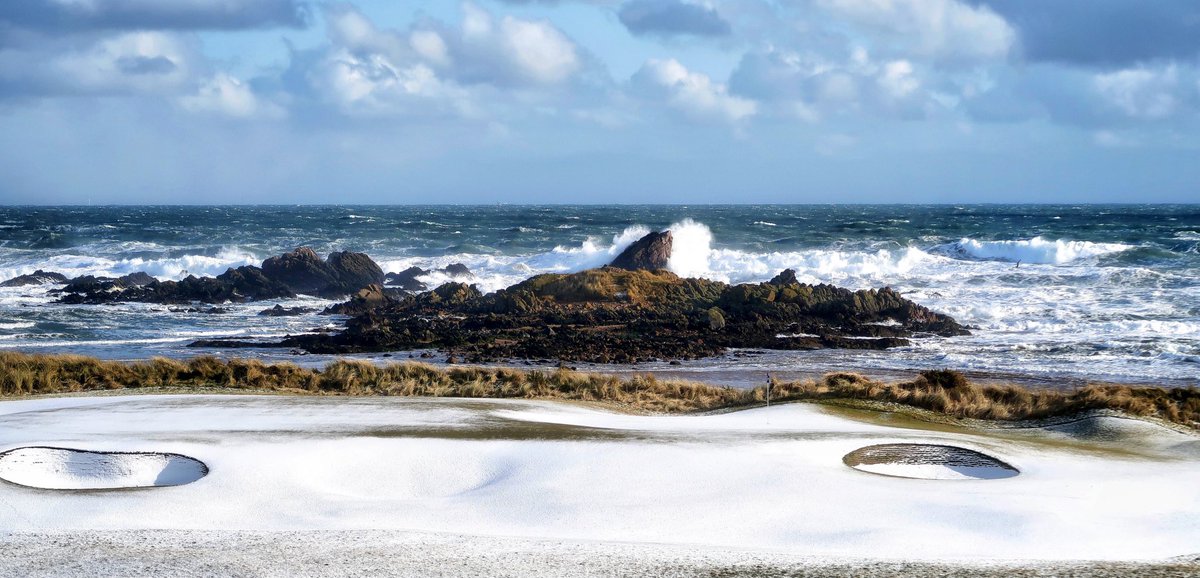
(0, 447, 208, 490)
(843, 443, 1018, 480)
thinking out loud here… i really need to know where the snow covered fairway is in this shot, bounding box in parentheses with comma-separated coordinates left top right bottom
(1, 395, 1198, 576)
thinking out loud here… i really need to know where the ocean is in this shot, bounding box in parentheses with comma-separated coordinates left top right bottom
(0, 205, 1197, 388)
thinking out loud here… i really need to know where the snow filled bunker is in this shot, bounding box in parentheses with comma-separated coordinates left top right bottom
(843, 443, 1019, 480)
(0, 446, 208, 490)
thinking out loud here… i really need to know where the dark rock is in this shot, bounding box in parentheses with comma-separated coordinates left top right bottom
(442, 263, 471, 277)
(610, 231, 672, 271)
(258, 304, 316, 317)
(118, 272, 156, 287)
(57, 266, 293, 305)
(769, 269, 799, 286)
(324, 284, 392, 315)
(0, 270, 68, 287)
(216, 266, 295, 301)
(169, 306, 229, 314)
(384, 263, 472, 292)
(384, 267, 429, 291)
(261, 248, 339, 296)
(281, 267, 967, 363)
(326, 251, 385, 295)
(262, 247, 384, 298)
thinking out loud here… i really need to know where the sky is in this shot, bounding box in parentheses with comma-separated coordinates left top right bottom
(0, 0, 1198, 204)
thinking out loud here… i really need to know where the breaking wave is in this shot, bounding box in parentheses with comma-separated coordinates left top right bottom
(936, 237, 1134, 265)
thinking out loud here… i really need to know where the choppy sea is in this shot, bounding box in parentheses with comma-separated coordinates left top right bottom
(0, 205, 1196, 388)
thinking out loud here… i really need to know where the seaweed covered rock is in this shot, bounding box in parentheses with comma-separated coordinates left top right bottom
(279, 267, 967, 363)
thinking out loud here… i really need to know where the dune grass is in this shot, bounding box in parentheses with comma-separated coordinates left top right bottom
(0, 352, 1197, 428)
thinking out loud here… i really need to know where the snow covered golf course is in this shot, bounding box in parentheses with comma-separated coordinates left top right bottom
(1, 394, 1198, 576)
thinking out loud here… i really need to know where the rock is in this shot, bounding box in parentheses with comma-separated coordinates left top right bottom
(117, 272, 156, 287)
(769, 269, 800, 286)
(57, 266, 293, 305)
(610, 231, 673, 271)
(261, 248, 339, 296)
(281, 267, 967, 363)
(442, 263, 471, 277)
(0, 270, 68, 287)
(216, 266, 295, 301)
(707, 307, 726, 331)
(324, 284, 392, 316)
(384, 263, 472, 292)
(262, 248, 384, 298)
(326, 251, 385, 295)
(384, 267, 429, 291)
(169, 306, 229, 314)
(258, 304, 315, 317)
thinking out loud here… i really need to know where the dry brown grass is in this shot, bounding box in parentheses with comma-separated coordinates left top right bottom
(1, 353, 1197, 428)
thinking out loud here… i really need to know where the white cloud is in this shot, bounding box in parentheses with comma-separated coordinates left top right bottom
(816, 0, 1015, 62)
(728, 47, 933, 120)
(495, 15, 579, 84)
(179, 73, 283, 119)
(311, 48, 473, 117)
(877, 60, 918, 99)
(410, 30, 451, 67)
(1093, 65, 1179, 120)
(633, 58, 757, 123)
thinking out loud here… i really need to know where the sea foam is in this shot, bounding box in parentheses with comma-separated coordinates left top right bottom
(943, 237, 1133, 265)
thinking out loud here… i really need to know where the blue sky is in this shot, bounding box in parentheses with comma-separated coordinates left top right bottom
(0, 0, 1198, 204)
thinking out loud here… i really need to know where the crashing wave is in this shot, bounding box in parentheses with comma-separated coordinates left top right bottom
(938, 237, 1133, 265)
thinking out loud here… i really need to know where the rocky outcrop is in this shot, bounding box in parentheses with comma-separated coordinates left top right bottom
(59, 267, 294, 305)
(383, 263, 473, 292)
(54, 248, 383, 305)
(261, 248, 336, 295)
(324, 284, 394, 315)
(0, 270, 68, 287)
(610, 231, 672, 271)
(261, 248, 382, 298)
(384, 267, 429, 291)
(278, 267, 967, 363)
(258, 304, 316, 317)
(326, 251, 385, 296)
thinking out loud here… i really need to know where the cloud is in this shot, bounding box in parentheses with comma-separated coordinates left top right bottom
(0, 0, 309, 32)
(1093, 65, 1182, 120)
(728, 46, 932, 121)
(318, 3, 581, 89)
(0, 31, 198, 97)
(978, 0, 1200, 67)
(283, 3, 597, 120)
(815, 0, 1014, 63)
(618, 0, 732, 37)
(179, 73, 283, 118)
(632, 58, 755, 123)
(961, 62, 1199, 127)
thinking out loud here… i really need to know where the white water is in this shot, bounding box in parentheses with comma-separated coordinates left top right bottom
(0, 219, 1196, 386)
